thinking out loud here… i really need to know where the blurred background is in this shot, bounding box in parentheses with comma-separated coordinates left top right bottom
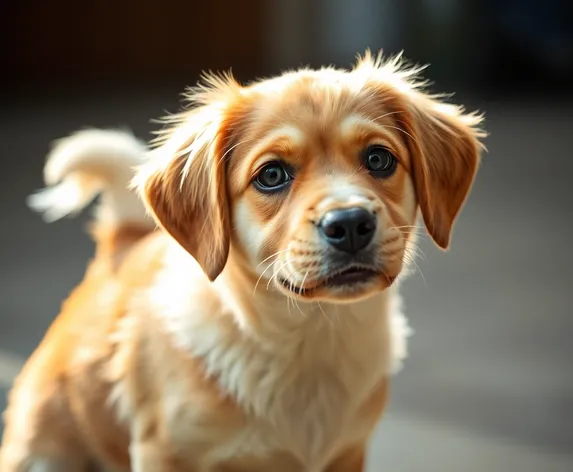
(1, 1, 572, 470)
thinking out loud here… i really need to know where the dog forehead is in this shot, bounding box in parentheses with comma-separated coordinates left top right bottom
(235, 102, 377, 160)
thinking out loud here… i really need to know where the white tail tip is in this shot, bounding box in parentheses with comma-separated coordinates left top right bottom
(27, 176, 101, 223)
(29, 129, 152, 227)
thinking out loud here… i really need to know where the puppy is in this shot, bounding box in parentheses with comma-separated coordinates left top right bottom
(0, 52, 485, 471)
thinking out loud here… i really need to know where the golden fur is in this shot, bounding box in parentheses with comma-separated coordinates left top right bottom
(1, 52, 485, 471)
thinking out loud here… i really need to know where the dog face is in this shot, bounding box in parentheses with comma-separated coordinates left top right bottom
(137, 53, 485, 303)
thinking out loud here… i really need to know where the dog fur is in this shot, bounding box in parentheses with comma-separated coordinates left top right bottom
(0, 52, 485, 472)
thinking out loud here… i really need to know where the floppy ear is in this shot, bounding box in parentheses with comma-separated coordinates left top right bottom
(403, 97, 485, 249)
(134, 101, 235, 281)
(356, 51, 486, 249)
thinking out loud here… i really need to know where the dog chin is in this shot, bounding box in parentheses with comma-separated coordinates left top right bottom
(275, 271, 396, 303)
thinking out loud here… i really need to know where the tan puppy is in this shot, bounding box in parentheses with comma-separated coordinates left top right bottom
(0, 52, 485, 471)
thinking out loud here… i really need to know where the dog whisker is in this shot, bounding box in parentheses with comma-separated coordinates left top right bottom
(254, 255, 303, 295)
(402, 248, 427, 287)
(257, 249, 291, 268)
(299, 269, 311, 294)
(380, 124, 419, 144)
(367, 110, 404, 123)
(403, 240, 427, 261)
(254, 264, 276, 295)
(389, 225, 425, 231)
(267, 260, 294, 291)
(217, 135, 259, 166)
(292, 268, 311, 317)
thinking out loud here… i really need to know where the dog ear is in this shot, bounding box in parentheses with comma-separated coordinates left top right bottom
(402, 96, 485, 249)
(135, 79, 243, 280)
(356, 52, 486, 249)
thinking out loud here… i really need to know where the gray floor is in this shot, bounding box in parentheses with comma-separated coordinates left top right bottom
(1, 91, 572, 471)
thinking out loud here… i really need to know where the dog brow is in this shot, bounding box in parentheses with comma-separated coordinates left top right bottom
(249, 125, 304, 157)
(339, 115, 381, 139)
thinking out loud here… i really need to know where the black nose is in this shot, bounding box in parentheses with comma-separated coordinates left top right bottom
(318, 207, 376, 254)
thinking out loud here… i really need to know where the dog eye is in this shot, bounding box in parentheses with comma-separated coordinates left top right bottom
(254, 162, 293, 192)
(362, 145, 397, 177)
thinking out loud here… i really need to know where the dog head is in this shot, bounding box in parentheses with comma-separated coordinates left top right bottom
(135, 52, 485, 303)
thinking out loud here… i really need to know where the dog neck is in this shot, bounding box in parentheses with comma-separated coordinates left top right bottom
(151, 240, 407, 364)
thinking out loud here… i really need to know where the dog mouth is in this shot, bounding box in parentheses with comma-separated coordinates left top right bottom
(278, 265, 384, 296)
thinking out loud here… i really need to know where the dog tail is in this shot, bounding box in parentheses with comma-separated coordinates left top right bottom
(27, 129, 154, 235)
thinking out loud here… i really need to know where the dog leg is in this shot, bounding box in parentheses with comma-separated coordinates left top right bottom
(1, 370, 89, 471)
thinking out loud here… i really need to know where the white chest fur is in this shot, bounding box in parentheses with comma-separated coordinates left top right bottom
(147, 244, 411, 469)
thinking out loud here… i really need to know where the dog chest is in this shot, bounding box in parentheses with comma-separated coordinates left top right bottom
(161, 327, 388, 470)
